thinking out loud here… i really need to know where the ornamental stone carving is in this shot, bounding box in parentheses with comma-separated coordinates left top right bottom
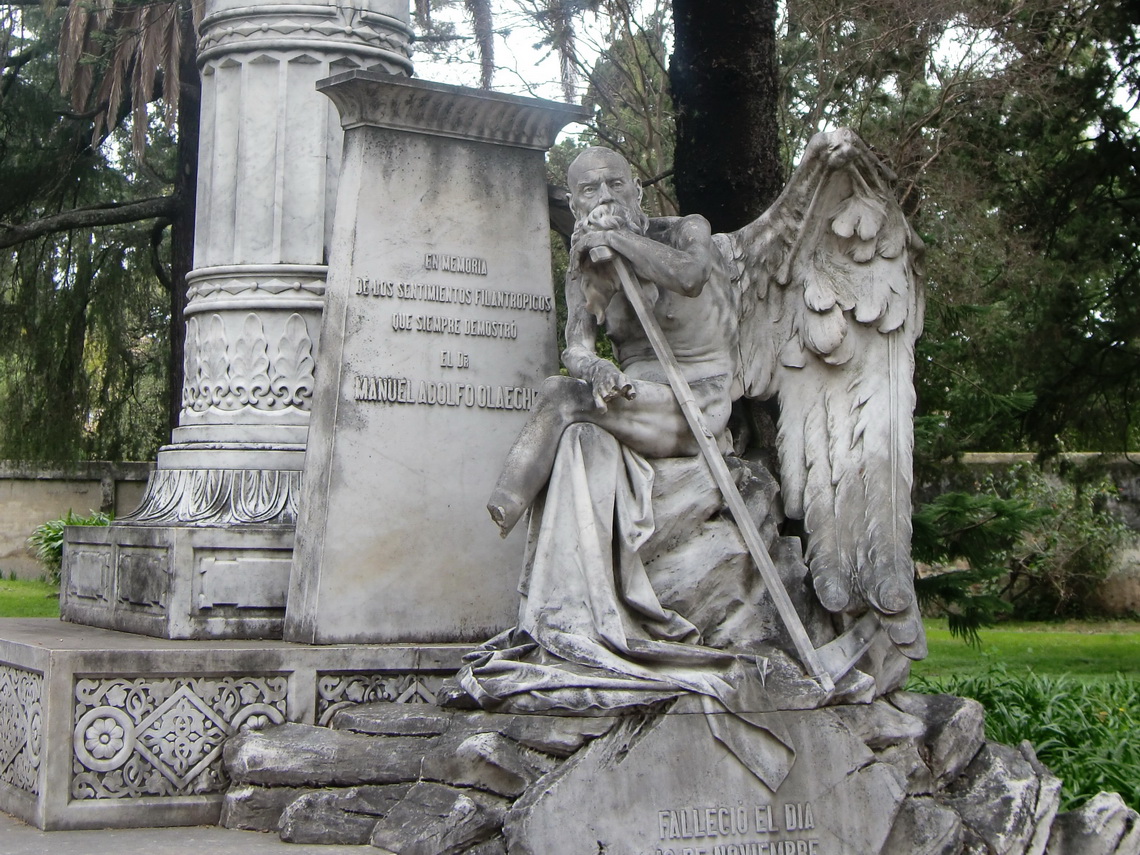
(197, 1, 412, 71)
(120, 468, 301, 526)
(0, 664, 43, 795)
(181, 311, 316, 415)
(316, 673, 447, 726)
(71, 675, 287, 800)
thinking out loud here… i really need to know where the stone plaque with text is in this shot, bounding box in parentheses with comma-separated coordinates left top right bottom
(285, 73, 586, 643)
(509, 704, 908, 855)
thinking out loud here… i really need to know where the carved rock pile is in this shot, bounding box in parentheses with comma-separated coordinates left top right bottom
(220, 694, 1140, 855)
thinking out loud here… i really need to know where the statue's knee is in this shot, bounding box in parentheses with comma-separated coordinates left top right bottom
(539, 375, 572, 399)
(538, 375, 589, 414)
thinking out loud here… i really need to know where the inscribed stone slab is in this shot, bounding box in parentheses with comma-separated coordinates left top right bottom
(285, 74, 586, 644)
(508, 706, 907, 855)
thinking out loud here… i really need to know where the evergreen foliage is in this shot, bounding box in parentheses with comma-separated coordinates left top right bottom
(4, 0, 1140, 482)
(1, 5, 173, 462)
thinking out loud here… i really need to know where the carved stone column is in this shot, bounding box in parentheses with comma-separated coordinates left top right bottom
(129, 0, 413, 525)
(61, 0, 413, 639)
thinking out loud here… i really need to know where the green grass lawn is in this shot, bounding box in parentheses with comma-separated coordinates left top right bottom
(0, 578, 60, 618)
(911, 618, 1140, 680)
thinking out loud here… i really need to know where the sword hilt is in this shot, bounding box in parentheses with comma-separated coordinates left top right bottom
(589, 245, 615, 264)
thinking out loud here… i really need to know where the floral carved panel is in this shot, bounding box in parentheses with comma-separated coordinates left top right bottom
(0, 664, 43, 795)
(71, 675, 287, 800)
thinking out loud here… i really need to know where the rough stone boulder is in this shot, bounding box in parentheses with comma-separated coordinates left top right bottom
(219, 693, 1138, 854)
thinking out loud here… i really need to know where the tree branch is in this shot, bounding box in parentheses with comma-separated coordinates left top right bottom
(0, 196, 178, 249)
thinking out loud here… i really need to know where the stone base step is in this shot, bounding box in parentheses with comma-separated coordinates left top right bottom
(0, 618, 470, 830)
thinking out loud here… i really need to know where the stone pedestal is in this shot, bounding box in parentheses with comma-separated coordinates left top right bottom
(218, 693, 1133, 855)
(0, 618, 467, 830)
(61, 524, 293, 639)
(283, 73, 587, 644)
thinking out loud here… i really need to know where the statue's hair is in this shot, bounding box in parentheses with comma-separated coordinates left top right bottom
(567, 146, 632, 179)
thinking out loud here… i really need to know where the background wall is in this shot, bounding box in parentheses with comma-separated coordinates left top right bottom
(2, 454, 1138, 613)
(0, 462, 152, 578)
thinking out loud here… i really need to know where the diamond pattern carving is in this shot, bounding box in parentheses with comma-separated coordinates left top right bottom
(72, 675, 286, 800)
(135, 687, 230, 789)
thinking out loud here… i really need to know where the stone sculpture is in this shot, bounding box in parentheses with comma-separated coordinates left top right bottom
(215, 129, 1140, 855)
(463, 129, 926, 720)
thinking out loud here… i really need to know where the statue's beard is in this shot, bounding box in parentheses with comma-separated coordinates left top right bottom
(571, 201, 649, 243)
(571, 200, 653, 323)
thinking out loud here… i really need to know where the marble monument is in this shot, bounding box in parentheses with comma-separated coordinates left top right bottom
(283, 73, 587, 644)
(460, 133, 926, 716)
(218, 136, 1139, 855)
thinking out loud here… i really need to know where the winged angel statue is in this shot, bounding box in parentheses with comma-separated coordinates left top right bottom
(454, 130, 925, 771)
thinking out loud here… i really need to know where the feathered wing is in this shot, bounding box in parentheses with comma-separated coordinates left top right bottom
(721, 129, 927, 659)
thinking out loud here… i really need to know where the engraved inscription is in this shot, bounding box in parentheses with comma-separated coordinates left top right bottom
(355, 278, 553, 313)
(353, 375, 537, 411)
(653, 802, 820, 855)
(440, 351, 470, 369)
(424, 253, 488, 275)
(391, 313, 518, 339)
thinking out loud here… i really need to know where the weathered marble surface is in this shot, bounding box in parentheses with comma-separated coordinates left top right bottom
(285, 74, 586, 645)
(59, 0, 416, 642)
(0, 617, 466, 831)
(220, 694, 1138, 854)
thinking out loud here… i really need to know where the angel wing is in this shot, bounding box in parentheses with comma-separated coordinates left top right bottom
(718, 128, 927, 659)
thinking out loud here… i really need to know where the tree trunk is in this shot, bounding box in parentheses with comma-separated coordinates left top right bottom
(169, 0, 200, 436)
(669, 0, 782, 231)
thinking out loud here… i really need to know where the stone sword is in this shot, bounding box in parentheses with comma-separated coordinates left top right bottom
(591, 244, 849, 693)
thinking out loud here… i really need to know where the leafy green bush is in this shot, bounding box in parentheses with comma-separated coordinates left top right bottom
(914, 463, 1128, 637)
(914, 667, 1140, 813)
(27, 510, 112, 585)
(998, 465, 1128, 619)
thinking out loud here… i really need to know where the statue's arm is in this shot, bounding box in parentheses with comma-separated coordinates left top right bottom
(575, 214, 715, 297)
(562, 271, 632, 411)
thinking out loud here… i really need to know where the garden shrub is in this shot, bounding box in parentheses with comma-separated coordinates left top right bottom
(914, 666, 1140, 813)
(914, 463, 1128, 635)
(27, 510, 111, 585)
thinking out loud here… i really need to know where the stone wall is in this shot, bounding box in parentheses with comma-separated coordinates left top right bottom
(0, 462, 152, 579)
(7, 453, 1140, 607)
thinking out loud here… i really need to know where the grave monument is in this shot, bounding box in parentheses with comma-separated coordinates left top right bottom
(219, 134, 1140, 854)
(60, 0, 420, 640)
(0, 0, 1135, 849)
(0, 0, 584, 832)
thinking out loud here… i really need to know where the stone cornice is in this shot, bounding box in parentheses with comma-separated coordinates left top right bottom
(318, 72, 590, 152)
(197, 2, 413, 70)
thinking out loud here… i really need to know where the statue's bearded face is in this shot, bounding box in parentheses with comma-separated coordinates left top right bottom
(568, 149, 647, 236)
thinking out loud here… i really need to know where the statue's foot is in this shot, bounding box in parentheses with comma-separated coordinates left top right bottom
(487, 490, 526, 538)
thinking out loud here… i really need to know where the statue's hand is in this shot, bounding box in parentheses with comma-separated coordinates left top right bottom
(573, 230, 614, 262)
(584, 358, 635, 412)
